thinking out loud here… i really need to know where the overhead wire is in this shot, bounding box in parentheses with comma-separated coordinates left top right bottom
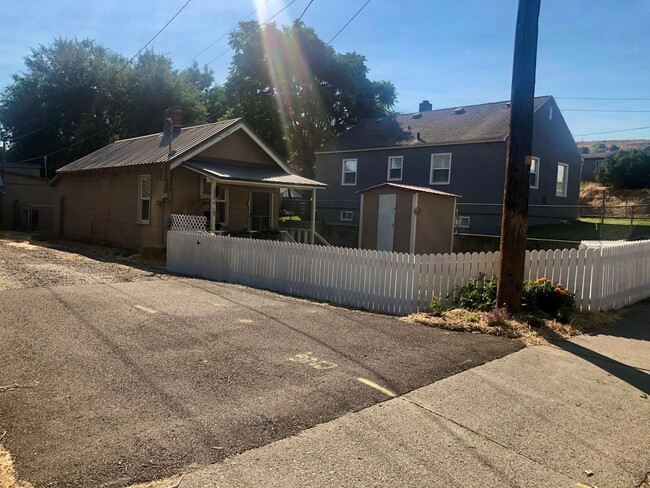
(328, 0, 371, 44)
(574, 126, 650, 137)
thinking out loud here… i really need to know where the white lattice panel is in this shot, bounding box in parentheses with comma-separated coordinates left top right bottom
(170, 214, 207, 232)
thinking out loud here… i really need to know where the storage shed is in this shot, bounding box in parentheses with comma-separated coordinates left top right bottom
(359, 183, 459, 254)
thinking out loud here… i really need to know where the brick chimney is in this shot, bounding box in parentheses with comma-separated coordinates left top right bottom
(163, 107, 182, 134)
(419, 100, 432, 112)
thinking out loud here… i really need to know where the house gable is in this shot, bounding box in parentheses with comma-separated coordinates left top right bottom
(197, 128, 276, 166)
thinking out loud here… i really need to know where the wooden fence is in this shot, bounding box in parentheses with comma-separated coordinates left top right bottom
(167, 231, 650, 315)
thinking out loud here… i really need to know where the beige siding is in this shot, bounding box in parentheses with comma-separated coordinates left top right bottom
(414, 193, 456, 254)
(0, 173, 53, 230)
(197, 129, 276, 165)
(360, 187, 412, 252)
(53, 164, 166, 250)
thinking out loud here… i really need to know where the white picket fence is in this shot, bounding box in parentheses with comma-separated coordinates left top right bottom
(167, 231, 650, 315)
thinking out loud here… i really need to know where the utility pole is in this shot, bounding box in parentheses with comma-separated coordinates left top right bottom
(496, 0, 541, 312)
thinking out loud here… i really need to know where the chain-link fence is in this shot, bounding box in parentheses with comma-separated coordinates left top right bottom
(455, 203, 650, 244)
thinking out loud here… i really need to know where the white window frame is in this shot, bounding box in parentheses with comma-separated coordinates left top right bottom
(529, 156, 540, 189)
(429, 153, 452, 185)
(341, 159, 357, 186)
(456, 215, 470, 229)
(340, 210, 353, 222)
(556, 162, 569, 197)
(200, 176, 212, 199)
(387, 156, 403, 181)
(216, 187, 229, 226)
(137, 174, 152, 225)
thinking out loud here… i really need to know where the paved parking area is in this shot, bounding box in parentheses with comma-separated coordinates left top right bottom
(0, 237, 522, 487)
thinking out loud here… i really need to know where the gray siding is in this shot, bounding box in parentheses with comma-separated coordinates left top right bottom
(315, 98, 583, 236)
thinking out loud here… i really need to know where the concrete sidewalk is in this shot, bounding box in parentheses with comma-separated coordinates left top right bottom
(150, 304, 650, 488)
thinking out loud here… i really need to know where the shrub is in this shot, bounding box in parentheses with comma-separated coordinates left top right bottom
(523, 278, 576, 323)
(450, 273, 497, 312)
(429, 296, 445, 315)
(482, 307, 510, 327)
(594, 149, 650, 189)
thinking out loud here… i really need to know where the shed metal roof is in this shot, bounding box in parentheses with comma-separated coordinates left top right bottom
(57, 119, 241, 173)
(359, 182, 459, 198)
(184, 158, 326, 189)
(318, 96, 552, 153)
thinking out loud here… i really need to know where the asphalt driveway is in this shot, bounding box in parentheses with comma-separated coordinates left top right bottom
(0, 238, 522, 487)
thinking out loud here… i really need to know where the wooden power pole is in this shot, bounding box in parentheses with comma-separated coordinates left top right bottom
(497, 0, 541, 312)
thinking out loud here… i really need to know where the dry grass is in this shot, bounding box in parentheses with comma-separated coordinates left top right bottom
(0, 443, 32, 488)
(580, 182, 650, 208)
(404, 308, 623, 346)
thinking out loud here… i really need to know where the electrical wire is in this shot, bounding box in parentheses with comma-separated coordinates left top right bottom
(328, 0, 371, 44)
(297, 0, 316, 22)
(563, 109, 650, 113)
(574, 126, 650, 137)
(557, 97, 650, 101)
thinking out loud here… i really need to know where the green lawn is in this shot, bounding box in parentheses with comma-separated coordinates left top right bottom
(527, 218, 650, 242)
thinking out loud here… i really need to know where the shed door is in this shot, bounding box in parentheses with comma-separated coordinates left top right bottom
(377, 194, 396, 251)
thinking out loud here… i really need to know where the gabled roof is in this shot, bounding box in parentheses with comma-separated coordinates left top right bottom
(57, 119, 242, 173)
(317, 96, 553, 153)
(359, 182, 459, 198)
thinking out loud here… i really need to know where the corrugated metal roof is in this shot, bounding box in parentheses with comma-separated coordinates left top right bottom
(184, 158, 326, 188)
(359, 182, 459, 197)
(318, 96, 552, 153)
(57, 119, 241, 173)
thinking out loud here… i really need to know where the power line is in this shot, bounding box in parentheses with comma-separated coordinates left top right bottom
(557, 96, 650, 101)
(114, 0, 193, 77)
(563, 109, 650, 113)
(574, 126, 650, 137)
(11, 0, 193, 143)
(297, 0, 316, 22)
(328, 0, 371, 44)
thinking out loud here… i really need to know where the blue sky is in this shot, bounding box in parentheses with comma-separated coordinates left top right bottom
(1, 0, 649, 141)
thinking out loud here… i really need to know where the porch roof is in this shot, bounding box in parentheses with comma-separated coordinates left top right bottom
(183, 158, 326, 189)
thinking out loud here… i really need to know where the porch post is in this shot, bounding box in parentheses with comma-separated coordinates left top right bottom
(210, 178, 216, 232)
(310, 188, 317, 244)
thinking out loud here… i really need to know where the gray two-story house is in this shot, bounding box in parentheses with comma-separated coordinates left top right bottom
(315, 96, 582, 247)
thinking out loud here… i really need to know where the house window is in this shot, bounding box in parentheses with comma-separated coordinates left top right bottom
(137, 175, 151, 224)
(340, 210, 353, 222)
(456, 215, 470, 229)
(200, 176, 212, 198)
(387, 156, 403, 181)
(341, 159, 357, 186)
(556, 163, 569, 197)
(430, 153, 452, 185)
(216, 187, 229, 226)
(529, 156, 540, 189)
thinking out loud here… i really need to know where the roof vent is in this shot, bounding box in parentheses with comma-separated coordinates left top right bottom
(412, 113, 423, 119)
(505, 101, 512, 108)
(453, 107, 465, 115)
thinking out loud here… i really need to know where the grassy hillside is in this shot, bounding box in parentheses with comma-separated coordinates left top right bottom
(577, 139, 650, 151)
(580, 182, 650, 207)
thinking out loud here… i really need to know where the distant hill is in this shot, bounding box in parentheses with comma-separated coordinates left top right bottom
(577, 139, 650, 152)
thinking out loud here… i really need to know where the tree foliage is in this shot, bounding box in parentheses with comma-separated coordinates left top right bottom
(224, 21, 396, 176)
(595, 149, 650, 189)
(579, 146, 589, 154)
(0, 38, 213, 173)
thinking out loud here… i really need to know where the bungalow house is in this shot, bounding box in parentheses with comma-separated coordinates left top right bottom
(0, 161, 53, 231)
(52, 110, 326, 251)
(314, 96, 582, 246)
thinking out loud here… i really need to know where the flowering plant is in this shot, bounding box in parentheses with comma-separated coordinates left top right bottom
(482, 307, 510, 327)
(523, 278, 575, 322)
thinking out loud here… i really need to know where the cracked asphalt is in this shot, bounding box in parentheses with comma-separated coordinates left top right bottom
(0, 236, 522, 487)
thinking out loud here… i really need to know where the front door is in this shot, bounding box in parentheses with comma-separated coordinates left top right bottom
(377, 194, 396, 251)
(250, 192, 272, 230)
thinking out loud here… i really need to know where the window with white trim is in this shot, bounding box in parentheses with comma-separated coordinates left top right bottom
(137, 175, 152, 224)
(529, 156, 540, 189)
(387, 156, 403, 181)
(341, 159, 357, 186)
(216, 187, 229, 226)
(556, 163, 569, 197)
(430, 153, 452, 185)
(340, 210, 353, 222)
(456, 215, 470, 229)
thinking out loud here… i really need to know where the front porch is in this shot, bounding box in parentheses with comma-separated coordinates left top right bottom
(169, 159, 327, 244)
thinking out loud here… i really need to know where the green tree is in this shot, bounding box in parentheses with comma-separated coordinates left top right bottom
(224, 21, 396, 176)
(0, 39, 212, 173)
(591, 142, 608, 153)
(579, 146, 589, 154)
(608, 144, 620, 152)
(595, 149, 650, 189)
